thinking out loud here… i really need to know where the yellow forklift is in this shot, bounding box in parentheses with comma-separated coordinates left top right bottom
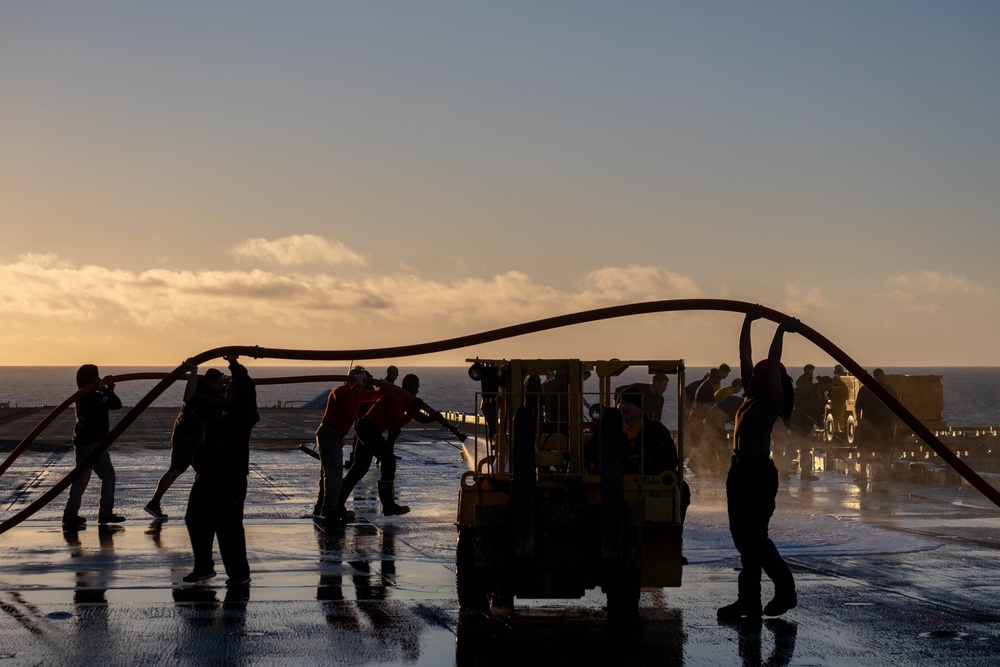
(456, 358, 687, 619)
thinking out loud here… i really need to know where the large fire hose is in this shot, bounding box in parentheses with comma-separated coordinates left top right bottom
(1, 299, 996, 537)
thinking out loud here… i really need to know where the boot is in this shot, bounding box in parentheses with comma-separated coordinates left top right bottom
(764, 589, 797, 616)
(378, 481, 410, 516)
(717, 598, 763, 621)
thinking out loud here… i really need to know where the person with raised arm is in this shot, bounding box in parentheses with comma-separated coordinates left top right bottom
(144, 362, 227, 520)
(62, 364, 125, 529)
(717, 311, 801, 621)
(182, 355, 259, 586)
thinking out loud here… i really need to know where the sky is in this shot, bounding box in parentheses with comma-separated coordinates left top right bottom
(2, 1, 999, 369)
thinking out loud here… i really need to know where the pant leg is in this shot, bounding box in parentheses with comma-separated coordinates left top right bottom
(184, 474, 217, 572)
(315, 425, 327, 510)
(727, 460, 794, 601)
(316, 425, 345, 516)
(217, 475, 250, 581)
(755, 462, 794, 594)
(356, 421, 394, 481)
(64, 441, 95, 518)
(339, 425, 377, 508)
(91, 448, 117, 516)
(801, 441, 814, 475)
(727, 463, 763, 602)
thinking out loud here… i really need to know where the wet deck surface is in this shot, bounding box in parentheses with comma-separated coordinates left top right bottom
(1, 409, 999, 665)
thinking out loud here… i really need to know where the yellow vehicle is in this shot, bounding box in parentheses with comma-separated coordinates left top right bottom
(823, 372, 946, 445)
(456, 358, 687, 619)
(823, 373, 860, 444)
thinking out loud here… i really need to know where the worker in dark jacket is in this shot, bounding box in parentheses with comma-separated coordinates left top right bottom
(63, 364, 125, 529)
(183, 355, 259, 586)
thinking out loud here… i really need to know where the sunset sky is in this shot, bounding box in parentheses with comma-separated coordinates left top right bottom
(2, 2, 999, 368)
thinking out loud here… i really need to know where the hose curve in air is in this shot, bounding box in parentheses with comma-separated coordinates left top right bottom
(1, 299, 995, 537)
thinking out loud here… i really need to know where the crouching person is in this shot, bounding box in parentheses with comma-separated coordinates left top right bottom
(183, 355, 259, 586)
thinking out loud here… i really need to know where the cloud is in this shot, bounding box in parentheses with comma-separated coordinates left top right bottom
(873, 289, 942, 315)
(231, 235, 367, 267)
(873, 270, 991, 316)
(0, 253, 703, 338)
(577, 266, 703, 303)
(778, 284, 832, 314)
(886, 270, 989, 295)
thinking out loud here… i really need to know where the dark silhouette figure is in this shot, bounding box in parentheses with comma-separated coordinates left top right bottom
(313, 367, 384, 527)
(337, 374, 437, 516)
(856, 368, 900, 481)
(183, 355, 259, 586)
(717, 312, 801, 621)
(145, 362, 227, 520)
(63, 364, 124, 529)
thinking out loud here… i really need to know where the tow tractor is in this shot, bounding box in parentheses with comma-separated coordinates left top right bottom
(823, 372, 946, 445)
(456, 358, 687, 619)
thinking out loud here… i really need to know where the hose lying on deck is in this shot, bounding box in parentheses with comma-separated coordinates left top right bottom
(1, 298, 995, 537)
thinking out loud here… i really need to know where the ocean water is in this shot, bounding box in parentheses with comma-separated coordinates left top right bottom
(2, 365, 1000, 427)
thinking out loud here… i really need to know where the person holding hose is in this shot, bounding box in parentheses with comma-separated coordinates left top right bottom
(717, 310, 801, 621)
(183, 355, 258, 585)
(63, 364, 125, 529)
(336, 374, 458, 517)
(312, 367, 385, 528)
(144, 362, 227, 520)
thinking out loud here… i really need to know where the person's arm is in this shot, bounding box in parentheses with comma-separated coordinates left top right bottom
(408, 398, 468, 440)
(97, 375, 124, 410)
(764, 317, 801, 400)
(225, 354, 249, 380)
(739, 311, 759, 388)
(182, 360, 199, 403)
(359, 386, 386, 402)
(407, 398, 438, 424)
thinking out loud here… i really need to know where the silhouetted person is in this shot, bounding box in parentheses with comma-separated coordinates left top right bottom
(684, 373, 709, 412)
(145, 362, 227, 520)
(381, 367, 402, 470)
(313, 367, 384, 527)
(856, 368, 899, 481)
(337, 374, 439, 516)
(689, 368, 726, 475)
(183, 356, 258, 586)
(345, 366, 375, 470)
(63, 364, 124, 529)
(585, 387, 691, 561)
(613, 373, 669, 423)
(790, 365, 820, 480)
(619, 387, 690, 522)
(717, 312, 800, 621)
(715, 363, 732, 393)
(523, 374, 543, 411)
(715, 377, 743, 403)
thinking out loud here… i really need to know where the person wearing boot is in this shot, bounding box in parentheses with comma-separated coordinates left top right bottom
(336, 374, 439, 516)
(63, 364, 125, 529)
(182, 355, 258, 586)
(144, 363, 227, 520)
(312, 367, 385, 528)
(717, 311, 801, 622)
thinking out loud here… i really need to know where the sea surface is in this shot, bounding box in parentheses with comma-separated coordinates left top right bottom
(2, 365, 999, 428)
